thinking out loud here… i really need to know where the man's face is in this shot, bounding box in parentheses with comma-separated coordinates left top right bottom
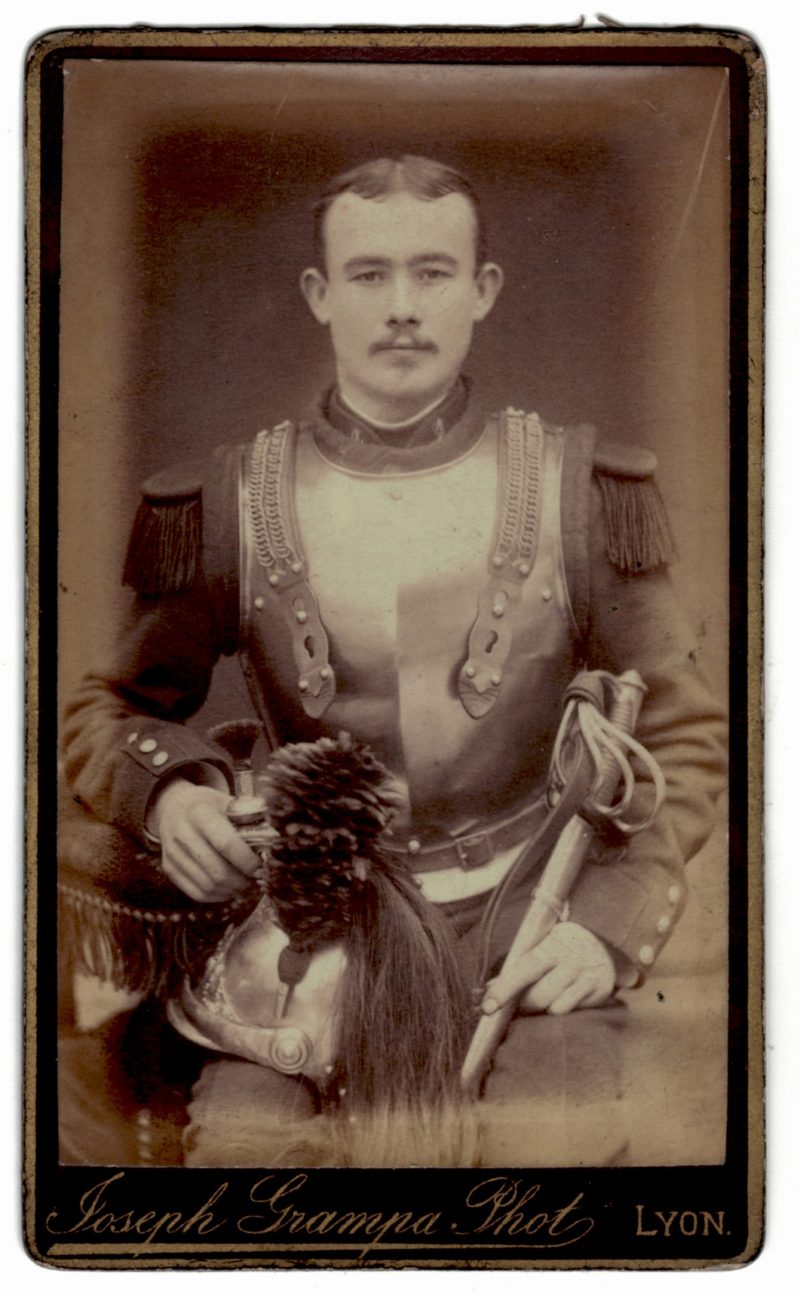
(302, 190, 502, 422)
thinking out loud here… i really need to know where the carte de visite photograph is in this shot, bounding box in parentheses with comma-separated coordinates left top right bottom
(26, 26, 762, 1269)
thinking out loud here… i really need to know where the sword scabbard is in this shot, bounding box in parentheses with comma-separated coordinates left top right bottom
(459, 669, 647, 1098)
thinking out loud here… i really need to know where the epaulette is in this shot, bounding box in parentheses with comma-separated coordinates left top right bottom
(592, 438, 675, 575)
(122, 462, 204, 595)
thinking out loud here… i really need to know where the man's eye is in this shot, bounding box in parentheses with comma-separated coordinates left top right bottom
(418, 268, 450, 282)
(352, 270, 385, 283)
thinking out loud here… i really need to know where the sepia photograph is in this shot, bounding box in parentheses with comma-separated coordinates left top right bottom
(26, 25, 762, 1268)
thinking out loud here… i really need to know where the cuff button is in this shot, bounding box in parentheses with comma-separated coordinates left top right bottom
(656, 915, 671, 934)
(639, 945, 655, 966)
(127, 732, 139, 744)
(152, 751, 168, 767)
(667, 885, 681, 905)
(139, 738, 157, 753)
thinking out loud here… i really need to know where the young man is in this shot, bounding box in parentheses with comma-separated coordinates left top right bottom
(61, 156, 726, 1166)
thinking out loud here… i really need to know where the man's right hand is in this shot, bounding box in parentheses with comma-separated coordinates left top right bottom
(150, 778, 261, 903)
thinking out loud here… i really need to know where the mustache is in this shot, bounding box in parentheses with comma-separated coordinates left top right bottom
(370, 337, 438, 355)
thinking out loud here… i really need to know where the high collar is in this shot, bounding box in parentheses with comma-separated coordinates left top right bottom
(303, 378, 489, 476)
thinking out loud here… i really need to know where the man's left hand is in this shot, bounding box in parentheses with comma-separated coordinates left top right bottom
(481, 921, 616, 1017)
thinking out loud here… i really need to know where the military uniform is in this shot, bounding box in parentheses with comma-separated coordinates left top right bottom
(61, 380, 726, 1165)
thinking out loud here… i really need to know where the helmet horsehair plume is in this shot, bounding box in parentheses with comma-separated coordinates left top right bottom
(261, 730, 474, 1161)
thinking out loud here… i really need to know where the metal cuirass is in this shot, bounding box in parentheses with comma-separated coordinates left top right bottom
(238, 411, 581, 853)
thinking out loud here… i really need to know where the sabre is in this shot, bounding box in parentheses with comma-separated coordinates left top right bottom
(460, 668, 665, 1098)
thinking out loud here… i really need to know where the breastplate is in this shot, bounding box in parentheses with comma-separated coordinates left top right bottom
(239, 413, 581, 845)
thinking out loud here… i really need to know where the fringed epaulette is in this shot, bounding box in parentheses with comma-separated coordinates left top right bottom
(593, 439, 676, 575)
(122, 464, 204, 594)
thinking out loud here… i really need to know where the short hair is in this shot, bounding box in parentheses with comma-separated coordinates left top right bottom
(312, 155, 488, 272)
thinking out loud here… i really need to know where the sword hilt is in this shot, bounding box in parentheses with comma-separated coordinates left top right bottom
(591, 670, 647, 804)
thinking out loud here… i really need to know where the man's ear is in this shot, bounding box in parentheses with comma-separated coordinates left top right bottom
(472, 262, 504, 322)
(300, 267, 331, 324)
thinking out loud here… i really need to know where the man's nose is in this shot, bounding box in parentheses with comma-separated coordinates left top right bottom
(386, 275, 421, 326)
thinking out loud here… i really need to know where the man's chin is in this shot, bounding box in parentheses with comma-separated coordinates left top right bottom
(370, 384, 447, 418)
(370, 358, 450, 397)
(342, 360, 459, 420)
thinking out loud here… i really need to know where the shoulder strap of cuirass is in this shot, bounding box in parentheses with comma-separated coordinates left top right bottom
(457, 408, 548, 719)
(246, 423, 336, 719)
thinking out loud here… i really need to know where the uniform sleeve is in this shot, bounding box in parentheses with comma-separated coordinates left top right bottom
(61, 446, 243, 844)
(561, 442, 727, 981)
(62, 589, 235, 841)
